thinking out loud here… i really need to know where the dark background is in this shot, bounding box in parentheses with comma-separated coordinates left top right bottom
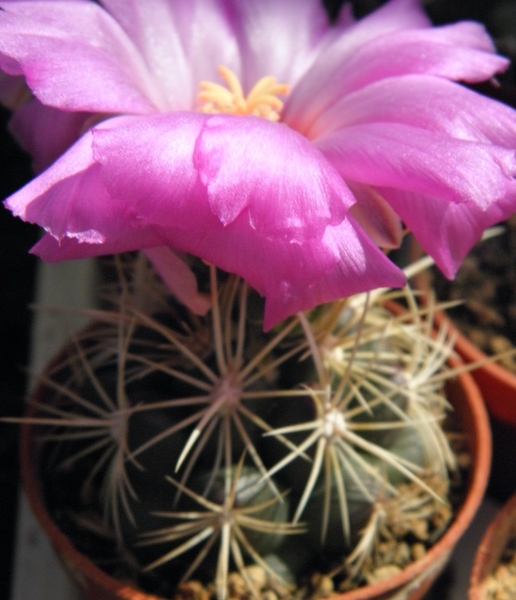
(1, 0, 516, 598)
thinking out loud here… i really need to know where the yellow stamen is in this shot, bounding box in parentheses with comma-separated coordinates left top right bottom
(197, 65, 290, 121)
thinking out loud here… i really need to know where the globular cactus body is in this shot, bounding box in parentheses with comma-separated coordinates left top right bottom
(27, 257, 457, 597)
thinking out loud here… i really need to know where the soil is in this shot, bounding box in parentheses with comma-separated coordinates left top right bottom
(431, 215, 516, 375)
(483, 529, 516, 600)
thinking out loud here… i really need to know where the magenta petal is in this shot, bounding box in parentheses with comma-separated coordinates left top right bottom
(33, 207, 406, 330)
(31, 229, 165, 262)
(325, 0, 431, 54)
(0, 1, 163, 113)
(144, 246, 211, 315)
(309, 74, 516, 143)
(101, 0, 240, 110)
(316, 122, 516, 209)
(257, 219, 406, 328)
(4, 116, 150, 243)
(379, 186, 516, 278)
(193, 115, 353, 237)
(9, 98, 91, 172)
(92, 112, 355, 241)
(284, 20, 507, 135)
(92, 112, 207, 230)
(165, 210, 406, 330)
(227, 0, 330, 88)
(89, 112, 403, 326)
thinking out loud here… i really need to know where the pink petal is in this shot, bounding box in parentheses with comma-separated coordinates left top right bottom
(31, 229, 165, 261)
(258, 219, 406, 328)
(90, 112, 404, 327)
(192, 115, 352, 237)
(101, 0, 240, 110)
(8, 98, 91, 172)
(4, 116, 148, 243)
(91, 112, 355, 241)
(16, 109, 405, 326)
(8, 112, 228, 247)
(331, 0, 432, 46)
(333, 3, 355, 29)
(227, 0, 330, 89)
(308, 74, 516, 143)
(379, 186, 516, 277)
(144, 246, 211, 315)
(284, 21, 507, 135)
(316, 122, 516, 210)
(306, 0, 432, 72)
(0, 1, 164, 113)
(166, 210, 406, 330)
(91, 112, 209, 230)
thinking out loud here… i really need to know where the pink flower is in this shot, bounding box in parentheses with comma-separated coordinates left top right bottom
(2, 0, 516, 328)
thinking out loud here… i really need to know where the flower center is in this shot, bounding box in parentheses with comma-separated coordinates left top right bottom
(197, 65, 290, 121)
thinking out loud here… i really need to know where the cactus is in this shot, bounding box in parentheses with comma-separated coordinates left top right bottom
(23, 253, 460, 598)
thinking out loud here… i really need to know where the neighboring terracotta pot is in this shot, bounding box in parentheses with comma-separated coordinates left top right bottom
(21, 347, 491, 600)
(432, 310, 516, 429)
(469, 492, 516, 600)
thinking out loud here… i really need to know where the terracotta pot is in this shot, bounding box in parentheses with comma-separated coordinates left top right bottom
(21, 348, 491, 600)
(433, 310, 516, 429)
(469, 492, 516, 599)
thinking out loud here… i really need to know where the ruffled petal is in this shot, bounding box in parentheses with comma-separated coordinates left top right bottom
(258, 218, 407, 328)
(32, 211, 406, 330)
(316, 122, 516, 210)
(308, 74, 516, 143)
(91, 112, 355, 241)
(158, 208, 406, 330)
(4, 116, 146, 242)
(14, 108, 404, 327)
(31, 228, 165, 261)
(100, 0, 240, 110)
(9, 98, 91, 172)
(227, 0, 330, 89)
(91, 112, 210, 231)
(192, 114, 353, 237)
(0, 1, 164, 112)
(285, 20, 508, 135)
(379, 186, 516, 277)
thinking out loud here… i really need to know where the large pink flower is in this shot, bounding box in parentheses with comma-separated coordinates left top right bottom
(2, 0, 516, 328)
